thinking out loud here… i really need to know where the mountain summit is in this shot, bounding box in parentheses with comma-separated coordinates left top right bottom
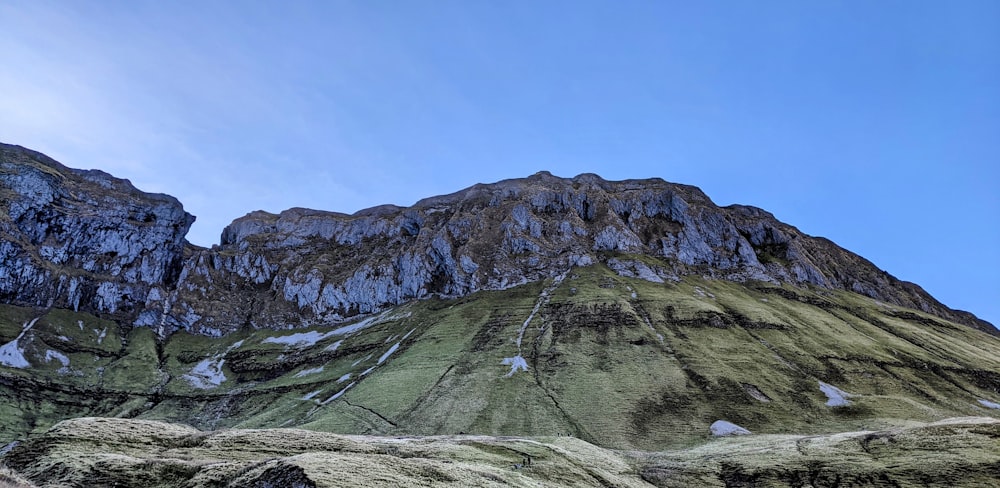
(0, 144, 991, 338)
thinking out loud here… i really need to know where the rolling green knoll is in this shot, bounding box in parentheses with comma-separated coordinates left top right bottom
(1, 260, 1000, 453)
(2, 416, 998, 487)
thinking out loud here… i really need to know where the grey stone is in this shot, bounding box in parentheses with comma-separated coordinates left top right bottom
(0, 143, 990, 336)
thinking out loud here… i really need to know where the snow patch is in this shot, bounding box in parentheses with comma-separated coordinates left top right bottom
(182, 340, 243, 389)
(44, 350, 70, 368)
(95, 328, 107, 345)
(819, 381, 853, 406)
(77, 320, 84, 331)
(330, 310, 411, 336)
(378, 342, 400, 365)
(361, 366, 376, 376)
(294, 366, 324, 378)
(515, 271, 566, 349)
(185, 358, 228, 389)
(262, 309, 411, 348)
(301, 390, 322, 401)
(501, 356, 529, 377)
(402, 328, 416, 340)
(0, 318, 40, 369)
(263, 330, 337, 348)
(322, 382, 356, 404)
(501, 272, 567, 377)
(711, 420, 751, 436)
(337, 373, 351, 383)
(324, 340, 343, 352)
(978, 399, 1000, 410)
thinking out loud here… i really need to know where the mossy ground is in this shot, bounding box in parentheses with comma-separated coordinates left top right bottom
(2, 416, 998, 487)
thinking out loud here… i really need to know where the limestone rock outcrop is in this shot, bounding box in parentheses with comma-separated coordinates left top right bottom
(0, 143, 992, 336)
(0, 144, 193, 324)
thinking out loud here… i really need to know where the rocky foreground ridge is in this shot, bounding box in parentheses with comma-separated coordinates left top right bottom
(0, 142, 992, 336)
(4, 416, 1000, 488)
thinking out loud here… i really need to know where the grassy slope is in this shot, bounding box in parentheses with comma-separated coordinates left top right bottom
(2, 259, 1000, 451)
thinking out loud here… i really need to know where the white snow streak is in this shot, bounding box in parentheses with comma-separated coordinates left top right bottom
(515, 272, 566, 349)
(183, 340, 244, 389)
(263, 330, 337, 348)
(378, 343, 400, 365)
(185, 358, 227, 389)
(330, 310, 411, 337)
(44, 350, 70, 367)
(710, 420, 751, 436)
(0, 318, 40, 369)
(294, 366, 324, 378)
(322, 382, 356, 404)
(978, 399, 1000, 410)
(502, 272, 567, 377)
(501, 355, 529, 377)
(819, 381, 853, 406)
(264, 310, 411, 349)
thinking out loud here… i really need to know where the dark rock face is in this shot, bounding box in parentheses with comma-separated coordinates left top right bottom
(0, 144, 992, 336)
(0, 144, 194, 324)
(200, 170, 991, 335)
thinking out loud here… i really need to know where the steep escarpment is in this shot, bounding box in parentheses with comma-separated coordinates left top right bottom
(0, 143, 991, 337)
(185, 171, 992, 335)
(0, 144, 193, 325)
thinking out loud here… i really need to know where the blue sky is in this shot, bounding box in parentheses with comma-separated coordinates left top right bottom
(1, 1, 997, 327)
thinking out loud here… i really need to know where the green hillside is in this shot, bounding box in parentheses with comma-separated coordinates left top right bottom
(3, 259, 999, 451)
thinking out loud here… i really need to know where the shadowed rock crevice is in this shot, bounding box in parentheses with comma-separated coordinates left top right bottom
(343, 399, 398, 429)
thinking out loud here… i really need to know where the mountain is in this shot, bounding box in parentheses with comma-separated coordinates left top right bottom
(1, 142, 999, 486)
(0, 143, 991, 337)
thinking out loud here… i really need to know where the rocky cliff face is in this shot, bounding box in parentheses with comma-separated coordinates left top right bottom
(0, 143, 992, 336)
(0, 144, 193, 325)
